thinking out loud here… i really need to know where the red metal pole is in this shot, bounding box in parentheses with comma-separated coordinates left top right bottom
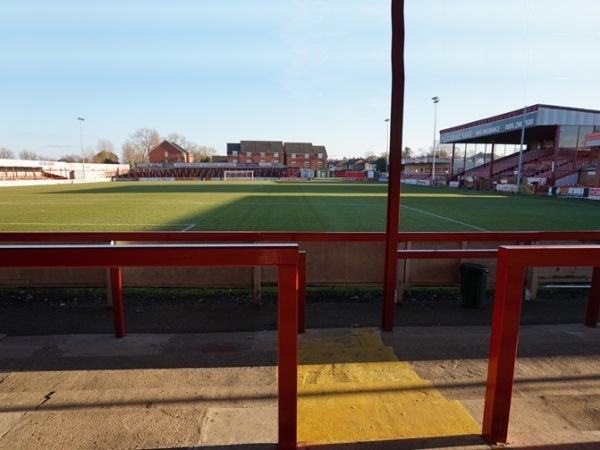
(482, 248, 526, 444)
(586, 266, 600, 327)
(298, 251, 306, 333)
(382, 0, 405, 331)
(277, 263, 298, 449)
(109, 267, 126, 338)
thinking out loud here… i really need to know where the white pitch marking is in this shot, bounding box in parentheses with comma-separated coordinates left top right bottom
(401, 205, 488, 231)
(181, 224, 196, 232)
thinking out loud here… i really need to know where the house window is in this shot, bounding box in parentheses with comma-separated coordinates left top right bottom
(260, 152, 265, 157)
(305, 153, 310, 159)
(274, 152, 279, 158)
(165, 151, 169, 158)
(291, 153, 296, 159)
(317, 153, 323, 159)
(246, 152, 252, 157)
(291, 161, 297, 167)
(304, 162, 309, 168)
(233, 159, 238, 163)
(318, 162, 323, 168)
(232, 151, 238, 156)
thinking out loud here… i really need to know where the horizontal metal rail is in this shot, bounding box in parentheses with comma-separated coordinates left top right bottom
(0, 243, 300, 449)
(2, 230, 600, 243)
(398, 249, 498, 259)
(483, 245, 600, 445)
(2, 231, 599, 334)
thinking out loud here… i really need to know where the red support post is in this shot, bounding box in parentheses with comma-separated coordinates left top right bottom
(586, 266, 600, 327)
(277, 263, 299, 450)
(382, 0, 405, 332)
(109, 267, 126, 338)
(482, 247, 526, 444)
(298, 251, 306, 334)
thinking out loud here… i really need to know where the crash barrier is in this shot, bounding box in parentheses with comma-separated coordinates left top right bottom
(483, 245, 600, 444)
(2, 230, 600, 334)
(0, 243, 300, 449)
(2, 232, 600, 293)
(396, 247, 598, 328)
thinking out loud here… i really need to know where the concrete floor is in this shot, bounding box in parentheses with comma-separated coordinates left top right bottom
(0, 323, 598, 449)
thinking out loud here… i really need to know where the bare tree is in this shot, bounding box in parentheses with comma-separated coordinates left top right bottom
(167, 133, 216, 162)
(19, 150, 40, 160)
(167, 133, 198, 152)
(59, 154, 81, 163)
(363, 151, 377, 162)
(121, 128, 160, 163)
(0, 147, 15, 159)
(121, 141, 145, 165)
(97, 139, 115, 154)
(190, 145, 217, 162)
(433, 144, 452, 159)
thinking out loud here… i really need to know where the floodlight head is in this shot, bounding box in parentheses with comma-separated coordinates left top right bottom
(77, 117, 85, 121)
(384, 118, 390, 122)
(432, 96, 439, 103)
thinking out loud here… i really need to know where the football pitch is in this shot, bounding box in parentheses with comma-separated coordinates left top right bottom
(1, 181, 599, 232)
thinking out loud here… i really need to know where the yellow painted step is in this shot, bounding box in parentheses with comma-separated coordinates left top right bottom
(294, 329, 480, 445)
(299, 361, 425, 385)
(298, 398, 479, 444)
(299, 377, 447, 404)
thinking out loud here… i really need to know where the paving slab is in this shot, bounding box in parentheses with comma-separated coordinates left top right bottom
(0, 324, 597, 449)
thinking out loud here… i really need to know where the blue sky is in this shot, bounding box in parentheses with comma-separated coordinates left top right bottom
(2, 0, 600, 161)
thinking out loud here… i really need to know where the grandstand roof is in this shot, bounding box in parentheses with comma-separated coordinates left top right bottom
(402, 156, 450, 165)
(440, 104, 600, 145)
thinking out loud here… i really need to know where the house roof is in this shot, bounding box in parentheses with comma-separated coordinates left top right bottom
(151, 140, 189, 155)
(284, 142, 313, 154)
(312, 145, 328, 157)
(228, 140, 328, 157)
(240, 140, 284, 154)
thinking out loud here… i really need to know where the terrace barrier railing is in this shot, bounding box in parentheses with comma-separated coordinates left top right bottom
(0, 243, 300, 450)
(1, 230, 600, 332)
(1, 235, 599, 448)
(483, 245, 600, 444)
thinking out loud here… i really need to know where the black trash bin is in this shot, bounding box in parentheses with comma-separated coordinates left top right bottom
(459, 263, 489, 308)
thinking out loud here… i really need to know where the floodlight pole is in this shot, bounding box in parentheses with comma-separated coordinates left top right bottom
(515, 106, 527, 193)
(431, 96, 439, 186)
(77, 117, 86, 179)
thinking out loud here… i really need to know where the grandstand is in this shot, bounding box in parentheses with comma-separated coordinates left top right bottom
(438, 104, 600, 191)
(117, 162, 287, 181)
(0, 159, 129, 184)
(459, 147, 593, 187)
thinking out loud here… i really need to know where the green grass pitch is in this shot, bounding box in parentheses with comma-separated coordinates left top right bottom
(0, 181, 599, 232)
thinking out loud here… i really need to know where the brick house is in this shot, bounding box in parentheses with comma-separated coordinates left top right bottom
(284, 142, 328, 172)
(148, 140, 191, 164)
(227, 141, 285, 165)
(225, 140, 328, 177)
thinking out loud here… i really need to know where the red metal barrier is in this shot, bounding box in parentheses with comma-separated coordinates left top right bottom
(397, 248, 498, 259)
(483, 245, 600, 444)
(397, 247, 598, 328)
(0, 243, 300, 449)
(2, 230, 600, 333)
(2, 230, 600, 243)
